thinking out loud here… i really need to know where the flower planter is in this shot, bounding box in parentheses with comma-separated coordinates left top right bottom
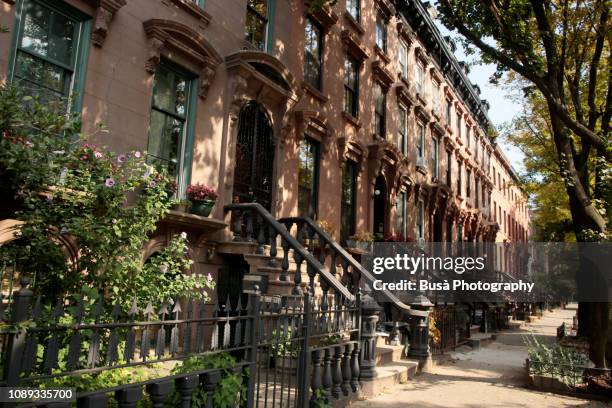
(356, 241, 372, 252)
(190, 199, 215, 217)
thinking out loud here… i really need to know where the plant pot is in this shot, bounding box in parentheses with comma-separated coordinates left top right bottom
(356, 241, 371, 252)
(346, 239, 357, 248)
(275, 356, 298, 375)
(190, 199, 215, 217)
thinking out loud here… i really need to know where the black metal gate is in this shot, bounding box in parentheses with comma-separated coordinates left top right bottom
(233, 102, 275, 211)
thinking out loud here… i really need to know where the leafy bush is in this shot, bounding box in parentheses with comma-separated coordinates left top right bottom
(0, 85, 213, 305)
(525, 334, 590, 385)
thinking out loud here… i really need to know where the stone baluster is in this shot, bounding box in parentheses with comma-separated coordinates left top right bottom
(341, 343, 352, 396)
(311, 349, 324, 398)
(350, 343, 360, 392)
(322, 348, 333, 398)
(115, 386, 142, 408)
(146, 381, 173, 408)
(332, 345, 343, 399)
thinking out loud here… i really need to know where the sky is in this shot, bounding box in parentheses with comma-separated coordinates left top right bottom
(435, 23, 526, 172)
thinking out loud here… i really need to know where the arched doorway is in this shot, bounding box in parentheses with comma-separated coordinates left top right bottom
(233, 102, 275, 211)
(373, 175, 387, 238)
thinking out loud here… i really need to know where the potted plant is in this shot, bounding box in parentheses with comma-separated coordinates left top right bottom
(186, 183, 218, 217)
(347, 231, 375, 251)
(270, 328, 299, 374)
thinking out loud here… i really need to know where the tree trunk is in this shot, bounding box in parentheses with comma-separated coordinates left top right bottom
(548, 103, 609, 367)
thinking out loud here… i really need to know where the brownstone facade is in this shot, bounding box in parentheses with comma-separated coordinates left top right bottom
(0, 0, 529, 280)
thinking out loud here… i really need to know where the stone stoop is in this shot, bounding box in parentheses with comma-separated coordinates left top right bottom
(467, 332, 495, 349)
(360, 360, 419, 397)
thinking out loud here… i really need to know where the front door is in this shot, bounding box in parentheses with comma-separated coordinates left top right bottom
(233, 102, 275, 211)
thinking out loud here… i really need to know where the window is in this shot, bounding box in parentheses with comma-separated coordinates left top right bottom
(346, 0, 360, 22)
(446, 151, 452, 186)
(431, 136, 439, 179)
(432, 81, 440, 113)
(375, 13, 387, 52)
(398, 40, 408, 78)
(396, 191, 407, 237)
(298, 137, 320, 218)
(148, 62, 196, 195)
(304, 18, 322, 90)
(457, 160, 462, 194)
(493, 201, 496, 221)
(475, 177, 479, 207)
(10, 0, 90, 112)
(456, 115, 462, 140)
(445, 100, 452, 125)
(341, 161, 357, 242)
(415, 63, 424, 94)
(416, 199, 425, 240)
(374, 83, 386, 138)
(466, 126, 471, 148)
(245, 0, 269, 51)
(344, 56, 359, 117)
(417, 123, 425, 158)
(466, 169, 471, 198)
(398, 105, 407, 154)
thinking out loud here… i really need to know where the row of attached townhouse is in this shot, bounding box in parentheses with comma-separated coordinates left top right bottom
(0, 0, 529, 292)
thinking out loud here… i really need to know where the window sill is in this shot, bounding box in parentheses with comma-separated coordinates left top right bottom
(343, 11, 365, 35)
(166, 0, 212, 27)
(342, 111, 362, 128)
(160, 210, 227, 231)
(302, 82, 329, 103)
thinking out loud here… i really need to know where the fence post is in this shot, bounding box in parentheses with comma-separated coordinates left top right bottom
(296, 291, 312, 408)
(3, 278, 33, 386)
(245, 286, 261, 408)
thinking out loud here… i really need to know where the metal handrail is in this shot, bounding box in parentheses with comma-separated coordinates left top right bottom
(278, 217, 427, 317)
(224, 203, 354, 301)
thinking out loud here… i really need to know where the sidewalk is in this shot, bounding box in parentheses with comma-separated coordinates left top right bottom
(352, 306, 610, 408)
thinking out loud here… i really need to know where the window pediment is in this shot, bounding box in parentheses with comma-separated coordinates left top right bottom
(372, 60, 394, 90)
(341, 30, 369, 62)
(295, 110, 334, 155)
(305, 1, 339, 31)
(337, 136, 367, 172)
(396, 81, 417, 107)
(143, 19, 222, 99)
(84, 0, 127, 47)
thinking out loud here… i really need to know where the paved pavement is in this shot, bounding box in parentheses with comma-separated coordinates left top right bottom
(352, 306, 611, 408)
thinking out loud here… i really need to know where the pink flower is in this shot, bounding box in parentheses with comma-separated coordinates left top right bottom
(207, 273, 213, 282)
(134, 151, 142, 158)
(149, 180, 157, 188)
(94, 151, 103, 158)
(160, 265, 168, 273)
(117, 154, 126, 163)
(105, 177, 115, 187)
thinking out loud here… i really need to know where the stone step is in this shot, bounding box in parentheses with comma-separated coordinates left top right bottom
(360, 360, 419, 397)
(374, 344, 404, 366)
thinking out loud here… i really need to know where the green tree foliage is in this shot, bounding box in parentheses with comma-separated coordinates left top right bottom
(0, 85, 213, 305)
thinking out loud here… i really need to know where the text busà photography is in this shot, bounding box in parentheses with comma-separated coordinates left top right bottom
(0, 0, 610, 407)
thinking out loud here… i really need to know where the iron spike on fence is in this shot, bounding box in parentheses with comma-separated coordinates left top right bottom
(87, 296, 104, 368)
(125, 299, 138, 362)
(170, 300, 181, 356)
(66, 298, 85, 371)
(43, 299, 64, 374)
(141, 302, 155, 361)
(106, 299, 122, 365)
(222, 294, 231, 348)
(182, 299, 193, 354)
(156, 301, 169, 359)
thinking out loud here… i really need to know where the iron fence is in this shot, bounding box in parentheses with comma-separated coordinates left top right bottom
(528, 358, 611, 396)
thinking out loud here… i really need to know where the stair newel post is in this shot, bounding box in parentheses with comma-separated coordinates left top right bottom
(256, 214, 265, 255)
(341, 343, 352, 396)
(408, 295, 433, 360)
(268, 226, 278, 267)
(332, 345, 343, 399)
(322, 348, 333, 400)
(359, 290, 382, 380)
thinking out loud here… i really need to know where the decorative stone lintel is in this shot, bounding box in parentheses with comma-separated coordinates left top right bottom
(306, 1, 339, 31)
(414, 103, 431, 123)
(143, 19, 222, 99)
(85, 0, 127, 47)
(343, 11, 365, 35)
(396, 81, 416, 108)
(341, 30, 369, 62)
(396, 19, 413, 46)
(430, 121, 445, 137)
(337, 136, 367, 173)
(372, 60, 394, 90)
(167, 0, 212, 27)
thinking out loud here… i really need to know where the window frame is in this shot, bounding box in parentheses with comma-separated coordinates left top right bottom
(340, 160, 358, 243)
(297, 136, 321, 218)
(466, 169, 472, 198)
(374, 82, 386, 138)
(8, 0, 92, 113)
(398, 104, 407, 154)
(304, 17, 323, 90)
(431, 136, 439, 179)
(375, 12, 387, 52)
(343, 55, 359, 118)
(245, 0, 274, 52)
(417, 122, 425, 159)
(398, 40, 408, 78)
(457, 160, 462, 195)
(346, 0, 360, 22)
(416, 199, 425, 240)
(147, 60, 198, 198)
(396, 191, 407, 237)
